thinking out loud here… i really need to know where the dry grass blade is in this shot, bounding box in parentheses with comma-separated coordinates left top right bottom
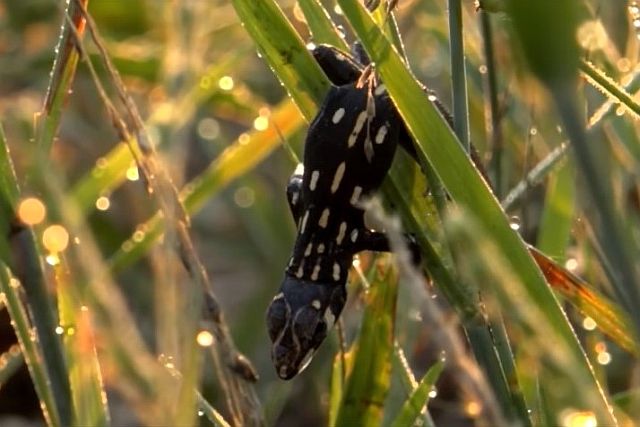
(65, 1, 263, 424)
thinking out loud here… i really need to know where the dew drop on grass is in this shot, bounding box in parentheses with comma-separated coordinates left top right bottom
(509, 216, 521, 231)
(428, 386, 437, 398)
(582, 317, 596, 331)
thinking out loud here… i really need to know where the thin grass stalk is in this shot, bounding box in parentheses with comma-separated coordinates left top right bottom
(480, 10, 503, 197)
(447, 0, 470, 151)
(580, 59, 640, 119)
(0, 266, 61, 427)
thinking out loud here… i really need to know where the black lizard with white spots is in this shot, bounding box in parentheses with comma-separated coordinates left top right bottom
(266, 44, 418, 380)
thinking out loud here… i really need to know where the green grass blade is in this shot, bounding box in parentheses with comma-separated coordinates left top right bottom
(0, 125, 73, 426)
(0, 265, 61, 427)
(337, 1, 615, 423)
(335, 255, 398, 427)
(35, 0, 87, 159)
(447, 0, 470, 151)
(580, 60, 640, 119)
(390, 359, 444, 427)
(297, 0, 348, 49)
(231, 0, 329, 119)
(72, 143, 137, 212)
(57, 266, 110, 427)
(536, 160, 575, 259)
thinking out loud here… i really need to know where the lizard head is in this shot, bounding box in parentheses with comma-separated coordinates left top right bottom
(266, 275, 346, 379)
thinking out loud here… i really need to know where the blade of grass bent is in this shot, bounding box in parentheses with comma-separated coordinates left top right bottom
(337, 1, 615, 423)
(335, 256, 398, 427)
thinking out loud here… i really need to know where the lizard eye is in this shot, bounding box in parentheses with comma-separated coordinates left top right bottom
(266, 298, 288, 341)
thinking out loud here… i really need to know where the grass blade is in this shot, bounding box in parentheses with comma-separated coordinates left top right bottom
(0, 265, 61, 427)
(297, 0, 348, 49)
(335, 255, 398, 427)
(389, 359, 444, 427)
(35, 0, 88, 159)
(447, 0, 470, 151)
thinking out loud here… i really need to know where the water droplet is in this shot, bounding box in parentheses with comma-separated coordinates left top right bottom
(18, 198, 46, 225)
(197, 118, 220, 141)
(96, 157, 108, 169)
(428, 386, 437, 398)
(122, 240, 134, 252)
(46, 253, 60, 266)
(464, 400, 482, 417)
(95, 196, 110, 211)
(126, 165, 139, 181)
(565, 257, 578, 271)
(560, 409, 596, 427)
(43, 225, 70, 252)
(218, 76, 234, 91)
(234, 186, 255, 208)
(509, 216, 521, 231)
(253, 116, 269, 131)
(582, 317, 596, 331)
(132, 230, 145, 243)
(597, 351, 611, 365)
(196, 330, 214, 347)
